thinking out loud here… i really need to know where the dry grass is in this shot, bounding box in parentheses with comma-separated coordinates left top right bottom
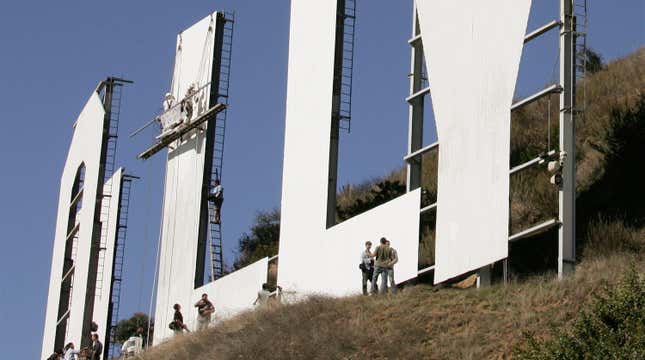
(137, 252, 644, 360)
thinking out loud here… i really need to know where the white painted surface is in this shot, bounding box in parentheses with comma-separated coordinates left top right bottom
(415, 0, 531, 283)
(153, 12, 218, 346)
(155, 258, 268, 342)
(42, 92, 106, 359)
(92, 168, 123, 347)
(277, 0, 421, 297)
(192, 258, 268, 322)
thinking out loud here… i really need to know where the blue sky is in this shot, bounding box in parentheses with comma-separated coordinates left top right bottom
(0, 1, 642, 358)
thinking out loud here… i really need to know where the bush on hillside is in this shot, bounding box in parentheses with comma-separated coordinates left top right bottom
(514, 268, 645, 359)
(233, 209, 280, 269)
(336, 179, 406, 221)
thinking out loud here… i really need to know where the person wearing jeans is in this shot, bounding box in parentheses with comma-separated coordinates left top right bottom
(371, 237, 391, 294)
(386, 240, 398, 293)
(360, 241, 374, 295)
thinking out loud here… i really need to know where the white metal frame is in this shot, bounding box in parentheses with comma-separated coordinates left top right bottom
(406, 0, 578, 282)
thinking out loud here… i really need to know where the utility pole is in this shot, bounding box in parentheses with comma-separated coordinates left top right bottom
(558, 0, 577, 277)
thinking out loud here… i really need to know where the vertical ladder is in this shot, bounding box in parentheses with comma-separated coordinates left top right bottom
(208, 13, 234, 281)
(339, 0, 356, 132)
(95, 79, 126, 300)
(573, 0, 588, 113)
(107, 175, 135, 359)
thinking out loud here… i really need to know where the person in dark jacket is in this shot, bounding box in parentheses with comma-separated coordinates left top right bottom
(90, 333, 103, 360)
(172, 303, 190, 334)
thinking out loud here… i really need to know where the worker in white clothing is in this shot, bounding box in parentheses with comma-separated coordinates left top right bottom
(209, 179, 224, 224)
(63, 342, 80, 360)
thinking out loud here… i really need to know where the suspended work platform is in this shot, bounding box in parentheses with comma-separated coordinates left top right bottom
(137, 102, 226, 160)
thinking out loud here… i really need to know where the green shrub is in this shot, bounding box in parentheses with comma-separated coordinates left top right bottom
(514, 268, 645, 359)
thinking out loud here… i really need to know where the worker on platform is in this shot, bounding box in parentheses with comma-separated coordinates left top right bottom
(371, 237, 392, 294)
(359, 241, 375, 295)
(385, 240, 399, 293)
(209, 179, 224, 224)
(194, 293, 215, 331)
(163, 92, 175, 112)
(170, 303, 190, 334)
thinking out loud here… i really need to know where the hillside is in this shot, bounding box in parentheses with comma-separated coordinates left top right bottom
(138, 49, 644, 359)
(139, 253, 643, 359)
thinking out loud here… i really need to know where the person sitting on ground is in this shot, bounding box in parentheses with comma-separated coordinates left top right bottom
(209, 179, 224, 224)
(63, 342, 80, 360)
(254, 283, 272, 306)
(359, 241, 375, 295)
(170, 303, 190, 334)
(385, 240, 399, 293)
(194, 293, 215, 331)
(90, 333, 103, 360)
(371, 237, 392, 294)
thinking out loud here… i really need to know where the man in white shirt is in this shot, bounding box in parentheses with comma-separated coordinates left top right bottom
(63, 342, 80, 360)
(209, 179, 224, 224)
(194, 293, 215, 331)
(360, 241, 375, 295)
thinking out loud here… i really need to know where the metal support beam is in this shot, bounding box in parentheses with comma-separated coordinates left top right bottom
(509, 218, 559, 242)
(408, 34, 422, 45)
(524, 20, 562, 44)
(69, 187, 84, 209)
(405, 86, 431, 103)
(404, 141, 439, 163)
(509, 150, 556, 175)
(558, 0, 576, 278)
(511, 84, 562, 111)
(417, 265, 435, 276)
(56, 310, 71, 327)
(61, 265, 75, 282)
(477, 266, 491, 288)
(420, 202, 437, 214)
(406, 8, 424, 192)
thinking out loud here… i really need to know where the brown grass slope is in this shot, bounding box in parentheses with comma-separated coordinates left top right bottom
(142, 49, 644, 359)
(139, 253, 643, 360)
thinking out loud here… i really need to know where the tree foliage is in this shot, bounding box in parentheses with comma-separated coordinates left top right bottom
(234, 209, 280, 270)
(515, 268, 645, 359)
(114, 312, 153, 345)
(580, 48, 605, 74)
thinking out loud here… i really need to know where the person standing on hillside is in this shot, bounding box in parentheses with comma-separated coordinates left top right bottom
(194, 293, 215, 331)
(359, 241, 375, 295)
(386, 240, 399, 293)
(254, 283, 272, 306)
(371, 237, 392, 294)
(62, 343, 80, 360)
(89, 333, 103, 360)
(171, 303, 190, 334)
(209, 179, 224, 224)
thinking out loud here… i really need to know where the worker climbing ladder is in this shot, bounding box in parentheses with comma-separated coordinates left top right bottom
(207, 12, 234, 281)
